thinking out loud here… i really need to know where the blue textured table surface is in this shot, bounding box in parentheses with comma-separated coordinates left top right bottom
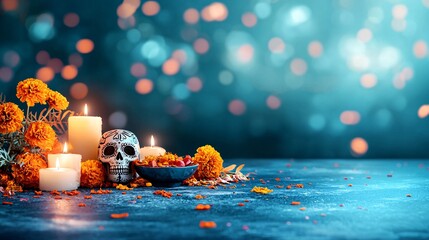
(1, 159, 429, 240)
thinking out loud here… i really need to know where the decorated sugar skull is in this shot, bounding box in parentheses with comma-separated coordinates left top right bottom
(98, 129, 140, 183)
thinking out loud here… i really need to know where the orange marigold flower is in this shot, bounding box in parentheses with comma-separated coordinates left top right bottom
(0, 172, 10, 186)
(80, 160, 106, 188)
(11, 153, 47, 189)
(47, 90, 69, 111)
(0, 102, 24, 134)
(193, 145, 223, 180)
(24, 121, 56, 151)
(16, 78, 49, 107)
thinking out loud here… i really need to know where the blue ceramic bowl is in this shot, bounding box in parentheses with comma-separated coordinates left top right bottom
(135, 165, 198, 187)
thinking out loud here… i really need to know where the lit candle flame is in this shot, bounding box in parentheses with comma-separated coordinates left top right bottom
(150, 135, 155, 147)
(56, 158, 60, 171)
(84, 104, 88, 116)
(63, 142, 68, 153)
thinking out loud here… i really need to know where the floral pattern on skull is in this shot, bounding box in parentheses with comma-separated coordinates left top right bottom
(98, 129, 140, 183)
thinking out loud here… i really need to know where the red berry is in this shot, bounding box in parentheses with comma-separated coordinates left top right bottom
(184, 158, 191, 166)
(175, 160, 185, 167)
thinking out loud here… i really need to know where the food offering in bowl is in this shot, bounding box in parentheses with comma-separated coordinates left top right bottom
(134, 153, 198, 187)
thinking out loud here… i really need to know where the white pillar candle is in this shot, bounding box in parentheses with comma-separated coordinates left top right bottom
(68, 104, 102, 161)
(140, 135, 166, 160)
(48, 143, 81, 186)
(39, 159, 78, 191)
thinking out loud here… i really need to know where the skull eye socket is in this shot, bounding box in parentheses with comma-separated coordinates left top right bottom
(123, 145, 135, 156)
(103, 145, 116, 156)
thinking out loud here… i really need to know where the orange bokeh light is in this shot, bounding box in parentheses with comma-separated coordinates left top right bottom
(340, 111, 361, 125)
(131, 63, 146, 77)
(193, 38, 210, 54)
(290, 58, 307, 76)
(413, 40, 428, 59)
(2, 0, 18, 11)
(266, 96, 281, 109)
(308, 41, 323, 58)
(135, 79, 153, 95)
(70, 82, 88, 100)
(357, 28, 372, 43)
(117, 2, 137, 19)
(237, 44, 254, 63)
(142, 1, 160, 16)
(36, 67, 55, 82)
(201, 2, 228, 22)
(187, 77, 203, 92)
(47, 58, 63, 73)
(228, 99, 246, 116)
(360, 73, 377, 88)
(162, 59, 180, 75)
(61, 65, 78, 80)
(36, 51, 50, 65)
(76, 39, 94, 54)
(351, 137, 368, 156)
(418, 105, 429, 118)
(172, 50, 187, 65)
(268, 37, 285, 54)
(64, 13, 79, 27)
(184, 8, 199, 24)
(242, 12, 257, 27)
(392, 4, 407, 19)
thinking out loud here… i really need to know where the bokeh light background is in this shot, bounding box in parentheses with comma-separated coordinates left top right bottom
(1, 0, 429, 158)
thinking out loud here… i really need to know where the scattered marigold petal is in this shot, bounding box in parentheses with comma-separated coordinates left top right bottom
(199, 221, 217, 228)
(50, 190, 61, 195)
(275, 177, 281, 182)
(195, 204, 211, 210)
(137, 195, 142, 199)
(110, 213, 129, 219)
(296, 184, 304, 188)
(299, 207, 306, 211)
(84, 195, 92, 199)
(244, 199, 249, 202)
(90, 189, 112, 194)
(195, 194, 206, 199)
(54, 196, 62, 200)
(34, 191, 43, 195)
(78, 203, 86, 207)
(406, 194, 412, 197)
(153, 190, 173, 198)
(2, 201, 13, 205)
(348, 184, 353, 187)
(250, 186, 273, 194)
(145, 182, 152, 187)
(116, 184, 133, 191)
(286, 185, 292, 189)
(238, 203, 245, 206)
(33, 196, 41, 198)
(291, 201, 301, 205)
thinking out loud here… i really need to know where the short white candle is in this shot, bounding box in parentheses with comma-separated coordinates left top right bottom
(68, 104, 102, 161)
(140, 135, 166, 160)
(48, 142, 81, 187)
(39, 159, 78, 191)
